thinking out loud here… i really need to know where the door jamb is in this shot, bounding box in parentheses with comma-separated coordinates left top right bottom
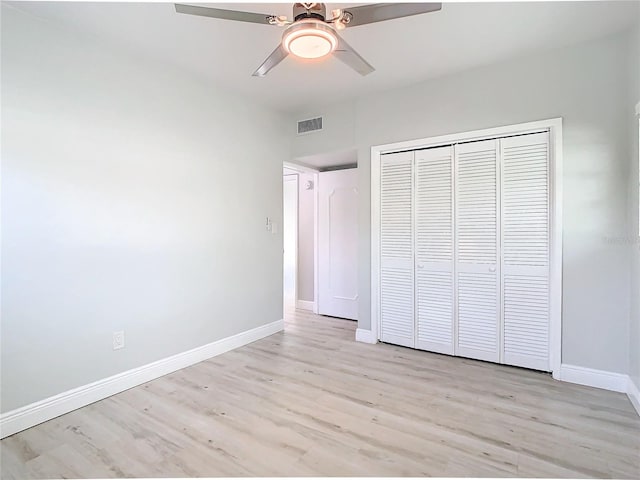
(284, 161, 320, 313)
(283, 174, 299, 308)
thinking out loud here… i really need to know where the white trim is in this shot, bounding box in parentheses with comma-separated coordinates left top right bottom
(372, 119, 558, 154)
(558, 364, 628, 393)
(627, 376, 640, 416)
(296, 300, 315, 311)
(0, 319, 284, 439)
(355, 328, 377, 344)
(313, 171, 319, 314)
(285, 168, 319, 313)
(370, 118, 563, 376)
(284, 160, 320, 173)
(549, 120, 563, 379)
(284, 175, 299, 306)
(635, 101, 640, 116)
(370, 150, 381, 340)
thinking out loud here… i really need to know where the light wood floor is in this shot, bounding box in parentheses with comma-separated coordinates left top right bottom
(2, 307, 639, 478)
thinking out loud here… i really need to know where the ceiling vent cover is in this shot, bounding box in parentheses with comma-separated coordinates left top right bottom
(297, 116, 323, 135)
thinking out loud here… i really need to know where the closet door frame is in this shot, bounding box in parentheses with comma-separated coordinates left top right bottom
(370, 118, 563, 379)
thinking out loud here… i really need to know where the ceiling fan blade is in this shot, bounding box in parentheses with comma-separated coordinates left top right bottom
(333, 35, 375, 76)
(175, 4, 275, 25)
(252, 44, 289, 77)
(342, 3, 442, 27)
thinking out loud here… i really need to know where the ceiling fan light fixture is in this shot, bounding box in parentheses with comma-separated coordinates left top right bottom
(282, 20, 338, 59)
(175, 2, 444, 76)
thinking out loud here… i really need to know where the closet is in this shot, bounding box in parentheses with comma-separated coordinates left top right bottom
(377, 130, 552, 372)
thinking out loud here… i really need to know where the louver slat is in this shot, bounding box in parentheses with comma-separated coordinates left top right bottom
(501, 132, 551, 371)
(380, 151, 414, 348)
(415, 146, 454, 354)
(455, 140, 499, 363)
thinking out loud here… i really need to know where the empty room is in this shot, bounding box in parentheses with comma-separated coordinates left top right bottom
(1, 1, 639, 478)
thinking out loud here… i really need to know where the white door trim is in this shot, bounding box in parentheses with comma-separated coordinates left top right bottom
(284, 160, 319, 173)
(370, 118, 563, 377)
(313, 171, 319, 313)
(285, 163, 319, 313)
(283, 175, 299, 306)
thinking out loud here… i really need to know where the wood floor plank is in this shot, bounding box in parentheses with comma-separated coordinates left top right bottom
(1, 307, 639, 478)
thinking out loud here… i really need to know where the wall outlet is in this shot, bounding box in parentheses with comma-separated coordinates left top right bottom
(113, 331, 125, 350)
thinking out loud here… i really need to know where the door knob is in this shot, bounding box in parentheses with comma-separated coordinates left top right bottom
(489, 266, 496, 272)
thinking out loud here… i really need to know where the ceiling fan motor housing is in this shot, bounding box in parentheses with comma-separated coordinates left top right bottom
(293, 3, 326, 22)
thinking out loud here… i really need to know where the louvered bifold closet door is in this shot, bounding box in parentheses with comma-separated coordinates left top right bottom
(415, 146, 454, 354)
(501, 132, 551, 371)
(379, 151, 414, 348)
(455, 140, 500, 363)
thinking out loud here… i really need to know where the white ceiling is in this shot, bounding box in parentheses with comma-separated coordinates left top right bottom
(7, 2, 640, 113)
(295, 148, 358, 169)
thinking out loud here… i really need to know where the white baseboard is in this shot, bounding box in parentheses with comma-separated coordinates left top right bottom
(628, 376, 640, 416)
(355, 328, 377, 344)
(558, 364, 628, 393)
(296, 300, 315, 311)
(0, 319, 284, 439)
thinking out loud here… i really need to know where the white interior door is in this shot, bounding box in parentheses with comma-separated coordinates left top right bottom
(318, 169, 358, 320)
(379, 152, 414, 347)
(415, 146, 454, 354)
(501, 132, 551, 371)
(455, 140, 500, 363)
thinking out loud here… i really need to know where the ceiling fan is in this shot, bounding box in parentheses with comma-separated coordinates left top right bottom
(174, 3, 442, 77)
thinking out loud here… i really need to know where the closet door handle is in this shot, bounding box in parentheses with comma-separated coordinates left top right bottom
(489, 266, 496, 272)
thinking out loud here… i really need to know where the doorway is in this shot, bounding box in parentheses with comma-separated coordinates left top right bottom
(283, 152, 359, 322)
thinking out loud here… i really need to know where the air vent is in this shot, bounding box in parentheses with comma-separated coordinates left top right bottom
(297, 116, 323, 135)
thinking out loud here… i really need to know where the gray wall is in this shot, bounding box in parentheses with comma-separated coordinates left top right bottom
(627, 26, 640, 389)
(1, 6, 289, 412)
(297, 173, 315, 302)
(292, 30, 634, 374)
